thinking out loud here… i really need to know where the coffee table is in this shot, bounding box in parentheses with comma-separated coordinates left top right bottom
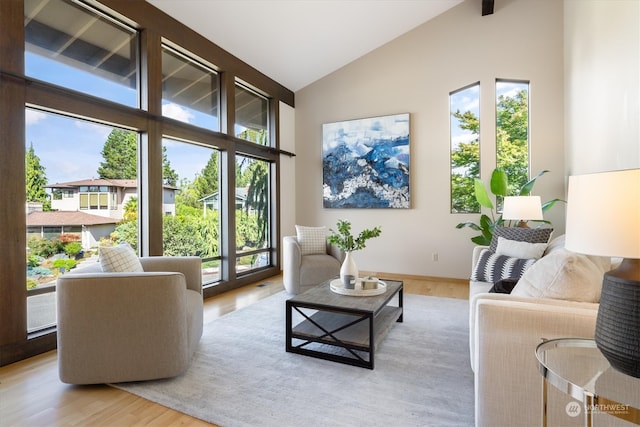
(285, 279, 403, 369)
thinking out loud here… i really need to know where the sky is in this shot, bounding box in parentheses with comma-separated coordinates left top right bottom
(450, 81, 528, 149)
(25, 53, 220, 186)
(26, 49, 526, 187)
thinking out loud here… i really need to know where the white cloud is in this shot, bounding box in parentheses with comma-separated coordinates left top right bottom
(163, 103, 194, 123)
(74, 120, 112, 140)
(25, 109, 47, 126)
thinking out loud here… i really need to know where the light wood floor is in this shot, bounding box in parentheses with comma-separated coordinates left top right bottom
(0, 273, 468, 426)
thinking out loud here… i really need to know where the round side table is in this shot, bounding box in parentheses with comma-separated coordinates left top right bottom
(536, 338, 640, 427)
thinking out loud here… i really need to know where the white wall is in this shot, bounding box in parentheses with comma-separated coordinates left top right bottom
(293, 0, 565, 279)
(564, 0, 640, 175)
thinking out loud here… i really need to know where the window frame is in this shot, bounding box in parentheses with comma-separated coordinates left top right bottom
(1, 0, 292, 366)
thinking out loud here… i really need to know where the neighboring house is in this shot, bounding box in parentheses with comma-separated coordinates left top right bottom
(33, 178, 178, 249)
(47, 178, 177, 219)
(200, 188, 248, 216)
(26, 210, 118, 250)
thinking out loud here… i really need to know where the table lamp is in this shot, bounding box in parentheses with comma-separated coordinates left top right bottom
(565, 168, 640, 378)
(502, 196, 543, 227)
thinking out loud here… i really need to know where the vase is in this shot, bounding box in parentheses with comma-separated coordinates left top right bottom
(340, 251, 359, 289)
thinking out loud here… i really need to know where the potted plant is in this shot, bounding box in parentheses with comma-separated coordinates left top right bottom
(327, 219, 382, 288)
(456, 169, 562, 245)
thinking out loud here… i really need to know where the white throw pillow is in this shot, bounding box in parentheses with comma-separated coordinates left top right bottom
(99, 243, 144, 272)
(511, 248, 611, 302)
(295, 225, 327, 255)
(495, 237, 548, 260)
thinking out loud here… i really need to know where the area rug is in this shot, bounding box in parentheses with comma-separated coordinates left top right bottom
(114, 292, 474, 427)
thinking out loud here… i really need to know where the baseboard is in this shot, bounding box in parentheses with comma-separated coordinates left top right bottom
(359, 270, 468, 285)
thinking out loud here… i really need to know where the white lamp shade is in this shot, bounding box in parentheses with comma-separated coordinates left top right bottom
(502, 196, 543, 221)
(565, 169, 640, 258)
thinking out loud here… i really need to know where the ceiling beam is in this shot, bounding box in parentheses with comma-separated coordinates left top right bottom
(482, 0, 494, 16)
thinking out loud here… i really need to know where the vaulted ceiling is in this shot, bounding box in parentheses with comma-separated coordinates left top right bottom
(147, 0, 464, 92)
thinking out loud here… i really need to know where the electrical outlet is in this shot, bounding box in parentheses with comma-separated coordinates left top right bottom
(432, 253, 438, 262)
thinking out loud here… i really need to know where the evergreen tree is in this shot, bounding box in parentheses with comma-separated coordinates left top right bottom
(98, 129, 178, 185)
(193, 152, 219, 199)
(98, 129, 137, 179)
(162, 146, 179, 186)
(25, 142, 50, 210)
(245, 160, 269, 247)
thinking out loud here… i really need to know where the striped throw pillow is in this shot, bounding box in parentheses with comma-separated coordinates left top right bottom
(471, 248, 536, 283)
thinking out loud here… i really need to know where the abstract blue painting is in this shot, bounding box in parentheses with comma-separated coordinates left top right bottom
(322, 113, 410, 208)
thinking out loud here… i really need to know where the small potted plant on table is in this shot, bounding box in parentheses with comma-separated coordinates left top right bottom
(327, 219, 382, 289)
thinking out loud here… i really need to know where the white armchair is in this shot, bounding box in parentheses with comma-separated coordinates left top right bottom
(282, 235, 342, 294)
(56, 256, 203, 384)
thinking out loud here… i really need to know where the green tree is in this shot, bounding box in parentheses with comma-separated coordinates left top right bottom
(245, 160, 269, 247)
(175, 177, 201, 209)
(450, 110, 480, 213)
(98, 129, 178, 184)
(122, 197, 138, 223)
(98, 129, 138, 179)
(25, 143, 51, 210)
(496, 89, 529, 195)
(193, 152, 219, 200)
(162, 147, 179, 186)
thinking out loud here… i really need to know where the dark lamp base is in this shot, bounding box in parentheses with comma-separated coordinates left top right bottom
(595, 259, 640, 378)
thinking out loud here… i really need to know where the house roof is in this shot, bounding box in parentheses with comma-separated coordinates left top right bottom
(26, 211, 119, 227)
(46, 178, 137, 189)
(199, 188, 248, 202)
(46, 178, 178, 191)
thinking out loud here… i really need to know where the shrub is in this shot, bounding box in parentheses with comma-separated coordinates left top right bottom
(27, 255, 42, 268)
(52, 258, 77, 272)
(27, 236, 59, 258)
(64, 242, 83, 257)
(26, 266, 52, 277)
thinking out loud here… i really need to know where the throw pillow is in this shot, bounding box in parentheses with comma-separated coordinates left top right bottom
(489, 226, 553, 253)
(99, 243, 144, 272)
(470, 248, 537, 283)
(295, 225, 328, 255)
(489, 278, 519, 294)
(511, 248, 611, 302)
(495, 237, 547, 259)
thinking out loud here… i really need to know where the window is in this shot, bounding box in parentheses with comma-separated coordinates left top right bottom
(235, 83, 269, 145)
(79, 188, 111, 210)
(26, 108, 139, 332)
(6, 0, 289, 366)
(450, 83, 481, 213)
(24, 0, 138, 107)
(162, 45, 220, 131)
(235, 155, 271, 273)
(163, 139, 221, 285)
(496, 80, 530, 194)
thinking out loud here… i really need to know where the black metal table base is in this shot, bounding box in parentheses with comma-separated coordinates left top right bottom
(285, 284, 403, 369)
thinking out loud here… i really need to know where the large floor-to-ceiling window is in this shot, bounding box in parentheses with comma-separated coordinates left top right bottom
(1, 0, 292, 365)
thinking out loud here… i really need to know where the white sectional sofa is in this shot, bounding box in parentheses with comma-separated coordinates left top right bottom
(468, 234, 625, 427)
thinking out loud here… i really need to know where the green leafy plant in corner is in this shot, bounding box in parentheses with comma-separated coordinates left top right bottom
(455, 169, 563, 246)
(327, 219, 382, 252)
